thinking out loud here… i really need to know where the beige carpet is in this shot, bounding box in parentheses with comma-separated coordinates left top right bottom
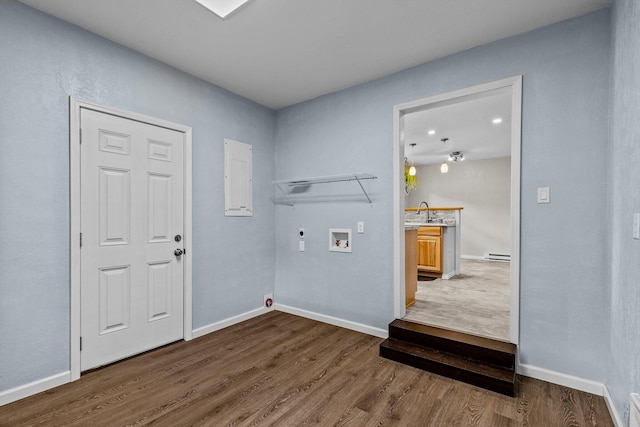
(404, 259, 510, 342)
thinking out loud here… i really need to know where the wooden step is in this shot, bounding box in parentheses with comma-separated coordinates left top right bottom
(381, 319, 517, 396)
(388, 319, 516, 369)
(380, 338, 516, 396)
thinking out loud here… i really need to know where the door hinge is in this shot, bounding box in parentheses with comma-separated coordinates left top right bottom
(80, 336, 83, 351)
(80, 232, 83, 247)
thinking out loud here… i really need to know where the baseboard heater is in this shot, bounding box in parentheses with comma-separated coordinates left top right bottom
(484, 253, 511, 262)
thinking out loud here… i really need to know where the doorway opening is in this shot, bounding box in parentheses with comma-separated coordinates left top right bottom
(392, 76, 522, 344)
(406, 258, 511, 341)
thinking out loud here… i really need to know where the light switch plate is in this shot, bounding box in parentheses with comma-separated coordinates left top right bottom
(537, 187, 550, 204)
(633, 213, 639, 240)
(357, 221, 364, 233)
(299, 240, 305, 251)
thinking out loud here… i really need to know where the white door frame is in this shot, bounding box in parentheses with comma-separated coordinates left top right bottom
(392, 75, 522, 344)
(70, 98, 193, 380)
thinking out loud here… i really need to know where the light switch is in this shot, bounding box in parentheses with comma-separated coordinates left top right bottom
(299, 240, 305, 251)
(634, 213, 640, 240)
(537, 187, 550, 204)
(357, 221, 364, 234)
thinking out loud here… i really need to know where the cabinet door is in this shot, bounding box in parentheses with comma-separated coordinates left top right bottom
(417, 236, 442, 272)
(405, 229, 418, 307)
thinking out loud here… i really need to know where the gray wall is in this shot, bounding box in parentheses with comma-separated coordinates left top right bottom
(407, 157, 511, 258)
(1, 0, 625, 408)
(275, 10, 611, 381)
(608, 0, 640, 423)
(0, 1, 275, 392)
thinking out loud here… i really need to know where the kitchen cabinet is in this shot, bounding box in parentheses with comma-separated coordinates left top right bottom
(405, 207, 462, 279)
(405, 228, 418, 307)
(417, 226, 442, 275)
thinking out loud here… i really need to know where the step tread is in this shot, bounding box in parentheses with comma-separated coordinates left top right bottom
(390, 319, 516, 355)
(380, 338, 515, 383)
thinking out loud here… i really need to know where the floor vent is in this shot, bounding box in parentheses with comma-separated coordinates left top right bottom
(485, 253, 511, 262)
(631, 393, 640, 427)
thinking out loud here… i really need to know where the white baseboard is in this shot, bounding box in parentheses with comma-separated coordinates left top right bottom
(192, 306, 274, 339)
(519, 367, 620, 427)
(275, 303, 388, 339)
(441, 270, 456, 280)
(0, 371, 70, 406)
(0, 307, 273, 406)
(518, 364, 604, 395)
(603, 385, 624, 427)
(462, 255, 511, 262)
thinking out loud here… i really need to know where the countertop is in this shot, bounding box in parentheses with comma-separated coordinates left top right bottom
(404, 222, 456, 228)
(405, 207, 463, 211)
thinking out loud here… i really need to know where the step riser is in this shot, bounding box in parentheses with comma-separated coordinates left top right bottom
(380, 345, 516, 397)
(389, 325, 515, 369)
(382, 320, 517, 396)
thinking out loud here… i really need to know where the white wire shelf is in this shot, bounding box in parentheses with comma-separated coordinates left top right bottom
(273, 172, 377, 205)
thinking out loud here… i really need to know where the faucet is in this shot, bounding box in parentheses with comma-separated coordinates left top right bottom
(416, 201, 429, 223)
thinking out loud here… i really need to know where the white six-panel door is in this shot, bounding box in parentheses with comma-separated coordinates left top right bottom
(80, 108, 185, 370)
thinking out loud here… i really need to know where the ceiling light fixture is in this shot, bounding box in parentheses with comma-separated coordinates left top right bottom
(448, 151, 464, 162)
(428, 129, 436, 135)
(408, 143, 417, 176)
(193, 0, 253, 20)
(440, 138, 451, 173)
(492, 117, 503, 124)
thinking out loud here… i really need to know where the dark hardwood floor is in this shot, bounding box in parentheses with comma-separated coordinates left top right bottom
(0, 311, 613, 426)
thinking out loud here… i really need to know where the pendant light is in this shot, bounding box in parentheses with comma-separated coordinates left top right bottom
(408, 143, 417, 176)
(440, 138, 449, 173)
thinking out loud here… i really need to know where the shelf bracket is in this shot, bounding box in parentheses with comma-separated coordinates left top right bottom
(354, 175, 372, 204)
(274, 182, 295, 206)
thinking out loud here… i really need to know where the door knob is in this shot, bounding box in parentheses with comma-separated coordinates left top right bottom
(174, 248, 184, 256)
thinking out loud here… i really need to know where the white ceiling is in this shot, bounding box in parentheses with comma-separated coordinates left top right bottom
(404, 89, 512, 165)
(19, 0, 610, 110)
